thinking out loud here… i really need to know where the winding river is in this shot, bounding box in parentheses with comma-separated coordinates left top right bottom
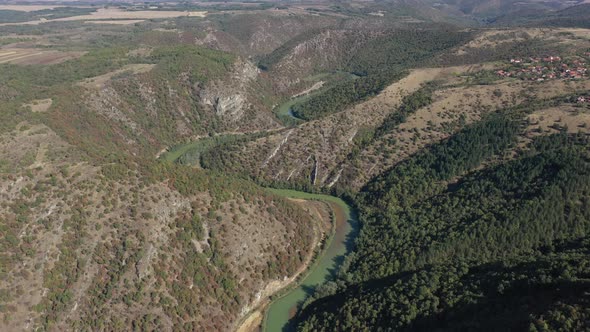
(163, 101, 360, 332)
(264, 189, 359, 332)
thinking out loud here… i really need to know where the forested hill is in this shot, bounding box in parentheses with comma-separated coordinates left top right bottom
(295, 128, 590, 330)
(288, 27, 472, 121)
(298, 236, 590, 331)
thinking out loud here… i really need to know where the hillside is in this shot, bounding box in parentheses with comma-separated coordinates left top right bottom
(198, 28, 590, 190)
(0, 8, 326, 331)
(296, 131, 590, 330)
(298, 236, 590, 331)
(0, 119, 327, 331)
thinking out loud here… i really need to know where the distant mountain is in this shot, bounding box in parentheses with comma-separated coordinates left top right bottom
(415, 0, 587, 24)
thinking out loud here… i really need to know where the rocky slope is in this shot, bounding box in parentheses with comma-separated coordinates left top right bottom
(0, 122, 317, 331)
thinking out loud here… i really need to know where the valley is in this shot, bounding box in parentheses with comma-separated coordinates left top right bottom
(1, 0, 590, 331)
(262, 190, 358, 332)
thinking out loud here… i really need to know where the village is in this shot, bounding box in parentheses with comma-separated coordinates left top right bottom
(497, 52, 590, 81)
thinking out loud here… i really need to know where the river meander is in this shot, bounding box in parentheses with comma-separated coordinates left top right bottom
(263, 189, 359, 332)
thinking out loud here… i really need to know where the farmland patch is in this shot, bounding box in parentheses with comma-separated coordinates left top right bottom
(0, 48, 85, 65)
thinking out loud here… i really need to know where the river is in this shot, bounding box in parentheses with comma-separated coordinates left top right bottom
(263, 189, 359, 332)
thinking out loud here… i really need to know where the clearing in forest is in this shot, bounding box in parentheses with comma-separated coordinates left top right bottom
(23, 99, 53, 113)
(77, 64, 155, 89)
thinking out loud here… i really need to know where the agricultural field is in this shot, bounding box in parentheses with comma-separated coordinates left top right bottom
(0, 48, 85, 65)
(0, 7, 207, 26)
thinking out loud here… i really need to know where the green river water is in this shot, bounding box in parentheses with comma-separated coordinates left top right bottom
(263, 189, 359, 332)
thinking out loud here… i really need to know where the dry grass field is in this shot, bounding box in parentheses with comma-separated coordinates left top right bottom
(84, 19, 145, 25)
(347, 76, 590, 188)
(0, 48, 85, 65)
(527, 105, 590, 135)
(0, 7, 207, 26)
(454, 28, 590, 56)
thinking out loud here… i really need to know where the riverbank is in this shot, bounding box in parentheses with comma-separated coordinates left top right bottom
(235, 195, 335, 332)
(262, 189, 358, 332)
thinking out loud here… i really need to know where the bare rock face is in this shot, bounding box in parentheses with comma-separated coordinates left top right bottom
(213, 94, 247, 117)
(200, 58, 259, 120)
(267, 29, 357, 93)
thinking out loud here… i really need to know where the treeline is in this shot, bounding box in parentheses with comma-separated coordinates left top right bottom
(374, 81, 437, 138)
(345, 28, 472, 77)
(338, 81, 439, 176)
(430, 34, 560, 68)
(361, 112, 520, 220)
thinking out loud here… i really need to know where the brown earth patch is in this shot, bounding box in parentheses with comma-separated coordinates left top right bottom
(23, 99, 52, 113)
(0, 5, 72, 11)
(77, 64, 155, 89)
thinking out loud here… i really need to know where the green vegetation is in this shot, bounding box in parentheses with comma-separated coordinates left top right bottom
(42, 44, 237, 162)
(161, 134, 260, 166)
(274, 71, 359, 125)
(291, 70, 408, 121)
(0, 7, 97, 23)
(148, 45, 234, 83)
(0, 47, 129, 92)
(298, 236, 590, 331)
(0, 47, 131, 133)
(295, 127, 590, 330)
(290, 28, 472, 120)
(353, 112, 522, 279)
